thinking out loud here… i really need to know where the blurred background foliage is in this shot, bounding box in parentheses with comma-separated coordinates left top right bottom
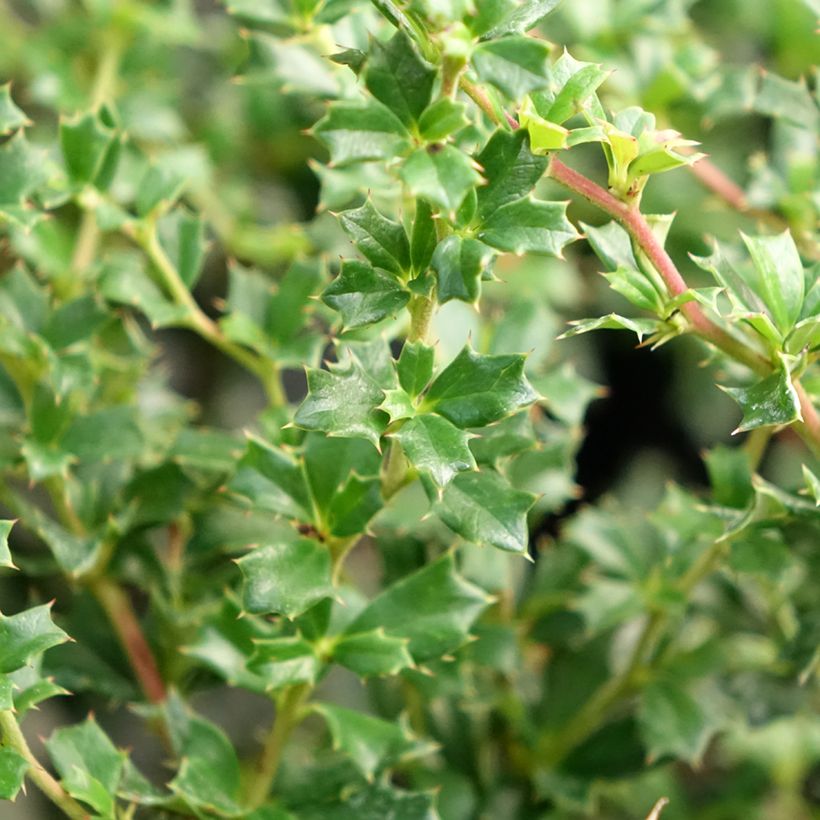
(0, 0, 818, 818)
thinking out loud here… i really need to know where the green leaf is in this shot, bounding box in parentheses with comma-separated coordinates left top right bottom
(303, 434, 382, 512)
(322, 260, 410, 330)
(364, 32, 436, 127)
(0, 519, 15, 570)
(472, 36, 551, 100)
(423, 345, 538, 428)
(381, 388, 416, 422)
(312, 101, 410, 167)
(559, 313, 662, 342)
(479, 0, 562, 40)
(393, 414, 476, 488)
(0, 84, 29, 135)
(0, 604, 69, 674)
(249, 636, 320, 691)
(397, 341, 435, 397)
(0, 748, 28, 801)
(400, 145, 482, 214)
(476, 129, 549, 218)
(314, 703, 434, 779)
(59, 110, 116, 186)
(46, 716, 124, 817)
(0, 131, 50, 207)
(479, 196, 578, 256)
(229, 436, 313, 521)
(754, 71, 819, 130)
(338, 199, 411, 276)
(346, 553, 490, 661)
(295, 359, 387, 448)
(432, 236, 495, 304)
(332, 629, 414, 678)
(433, 469, 535, 552)
(410, 199, 437, 274)
(326, 474, 383, 537)
(519, 100, 569, 152)
(534, 362, 604, 427)
(533, 55, 609, 124)
(157, 208, 206, 289)
(741, 231, 805, 336)
(62, 406, 144, 463)
(135, 159, 188, 216)
(237, 539, 333, 618)
(802, 465, 820, 506)
(299, 783, 437, 820)
(637, 681, 714, 765)
(418, 99, 469, 141)
(721, 358, 802, 434)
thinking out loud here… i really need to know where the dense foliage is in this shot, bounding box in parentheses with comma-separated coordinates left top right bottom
(0, 0, 818, 817)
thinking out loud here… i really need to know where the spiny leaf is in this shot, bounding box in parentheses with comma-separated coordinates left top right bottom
(432, 235, 495, 304)
(0, 604, 69, 674)
(423, 345, 539, 429)
(236, 539, 333, 618)
(338, 199, 411, 276)
(346, 553, 491, 661)
(59, 110, 117, 186)
(0, 519, 15, 569)
(400, 145, 482, 214)
(332, 629, 414, 678)
(472, 36, 551, 100)
(479, 196, 579, 256)
(479, 0, 563, 40)
(326, 474, 382, 537)
(322, 260, 410, 330)
(433, 469, 536, 553)
(0, 83, 29, 135)
(249, 636, 320, 691)
(0, 748, 28, 801)
(392, 414, 476, 488)
(418, 99, 468, 141)
(397, 341, 435, 397)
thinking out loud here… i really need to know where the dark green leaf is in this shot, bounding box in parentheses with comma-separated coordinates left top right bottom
(59, 110, 116, 185)
(346, 553, 490, 661)
(298, 783, 437, 820)
(433, 469, 535, 552)
(0, 604, 69, 674)
(472, 36, 551, 100)
(400, 146, 482, 213)
(397, 341, 435, 397)
(338, 199, 411, 276)
(237, 539, 333, 618)
(0, 748, 28, 801)
(158, 209, 206, 289)
(303, 434, 382, 512)
(332, 629, 414, 678)
(479, 196, 578, 256)
(393, 414, 476, 488)
(249, 636, 320, 691)
(432, 236, 495, 304)
(410, 199, 437, 274)
(136, 159, 188, 216)
(418, 99, 469, 141)
(423, 345, 538, 428)
(295, 359, 387, 447)
(721, 358, 802, 433)
(364, 32, 436, 127)
(322, 260, 410, 330)
(0, 519, 15, 570)
(326, 474, 383, 537)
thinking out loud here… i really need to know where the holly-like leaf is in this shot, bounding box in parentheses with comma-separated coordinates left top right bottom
(45, 716, 125, 817)
(346, 553, 491, 661)
(326, 474, 383, 537)
(0, 84, 29, 135)
(418, 99, 468, 141)
(433, 469, 535, 553)
(397, 341, 435, 397)
(249, 636, 320, 691)
(332, 629, 414, 678)
(479, 0, 563, 40)
(400, 145, 482, 214)
(0, 748, 28, 801)
(637, 681, 714, 765)
(298, 783, 437, 819)
(410, 199, 437, 275)
(476, 129, 549, 219)
(422, 345, 538, 428)
(59, 110, 117, 186)
(0, 131, 50, 208)
(157, 208, 206, 289)
(338, 200, 411, 276)
(802, 465, 820, 506)
(432, 235, 495, 304)
(295, 359, 387, 448)
(479, 196, 579, 256)
(530, 52, 609, 125)
(472, 36, 551, 100)
(364, 31, 436, 127)
(392, 414, 476, 488)
(322, 260, 410, 330)
(237, 539, 333, 618)
(0, 604, 69, 673)
(314, 703, 434, 780)
(559, 313, 662, 342)
(312, 101, 410, 167)
(721, 358, 802, 434)
(0, 519, 15, 569)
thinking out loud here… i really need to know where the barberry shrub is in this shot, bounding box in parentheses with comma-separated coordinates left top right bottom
(0, 0, 818, 818)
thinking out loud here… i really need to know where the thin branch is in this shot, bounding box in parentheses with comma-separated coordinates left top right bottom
(0, 710, 89, 820)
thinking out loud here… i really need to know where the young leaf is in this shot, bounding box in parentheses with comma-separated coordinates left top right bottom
(721, 358, 802, 434)
(397, 341, 435, 397)
(321, 260, 410, 330)
(364, 32, 436, 127)
(346, 553, 491, 661)
(314, 703, 434, 780)
(295, 359, 388, 448)
(432, 236, 495, 304)
(392, 414, 476, 488)
(400, 145, 482, 214)
(478, 196, 579, 256)
(433, 469, 536, 553)
(423, 345, 539, 428)
(410, 198, 437, 274)
(332, 629, 414, 678)
(237, 539, 333, 618)
(0, 604, 69, 673)
(338, 200, 411, 276)
(0, 748, 28, 801)
(312, 101, 411, 167)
